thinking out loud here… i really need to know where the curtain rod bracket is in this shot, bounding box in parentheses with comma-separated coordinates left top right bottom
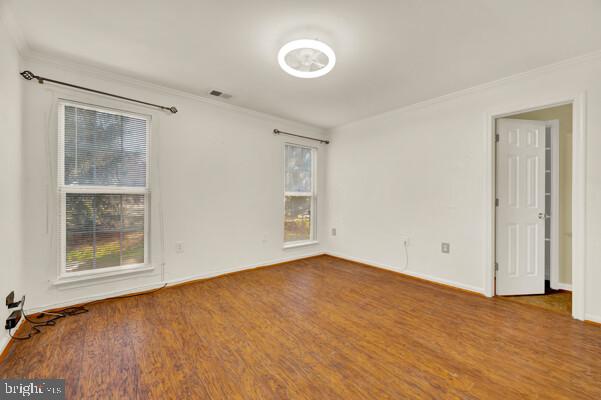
(20, 70, 178, 114)
(273, 129, 329, 144)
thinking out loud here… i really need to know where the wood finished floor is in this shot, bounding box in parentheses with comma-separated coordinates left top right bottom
(1, 255, 600, 399)
(502, 281, 572, 315)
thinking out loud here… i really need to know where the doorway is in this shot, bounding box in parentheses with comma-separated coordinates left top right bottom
(494, 104, 573, 315)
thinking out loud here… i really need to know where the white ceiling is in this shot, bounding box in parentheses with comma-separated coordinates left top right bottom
(6, 0, 601, 128)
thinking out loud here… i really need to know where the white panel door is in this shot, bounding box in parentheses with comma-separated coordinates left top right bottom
(496, 119, 546, 295)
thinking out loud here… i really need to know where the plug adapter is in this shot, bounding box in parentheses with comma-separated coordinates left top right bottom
(6, 291, 22, 309)
(5, 310, 21, 330)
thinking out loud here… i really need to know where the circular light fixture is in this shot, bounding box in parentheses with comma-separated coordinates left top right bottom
(278, 39, 336, 78)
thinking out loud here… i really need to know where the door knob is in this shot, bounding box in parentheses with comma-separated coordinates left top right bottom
(538, 212, 545, 220)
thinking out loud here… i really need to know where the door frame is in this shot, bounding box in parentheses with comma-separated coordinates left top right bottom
(483, 93, 586, 320)
(546, 120, 565, 292)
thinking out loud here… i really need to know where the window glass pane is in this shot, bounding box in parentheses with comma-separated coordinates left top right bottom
(65, 193, 145, 273)
(285, 196, 312, 242)
(285, 145, 312, 192)
(122, 231, 145, 266)
(64, 105, 147, 187)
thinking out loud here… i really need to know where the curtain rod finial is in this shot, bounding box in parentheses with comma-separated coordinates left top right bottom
(168, 106, 178, 114)
(20, 70, 35, 80)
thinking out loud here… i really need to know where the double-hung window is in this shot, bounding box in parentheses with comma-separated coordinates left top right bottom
(284, 143, 316, 245)
(58, 102, 150, 278)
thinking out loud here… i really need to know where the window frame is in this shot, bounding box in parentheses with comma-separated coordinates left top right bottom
(57, 100, 151, 279)
(283, 142, 318, 248)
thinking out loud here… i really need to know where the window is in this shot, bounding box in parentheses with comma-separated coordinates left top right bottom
(58, 102, 150, 277)
(284, 143, 316, 245)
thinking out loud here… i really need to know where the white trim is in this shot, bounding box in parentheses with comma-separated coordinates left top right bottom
(485, 94, 586, 320)
(22, 51, 326, 133)
(0, 336, 9, 359)
(57, 100, 152, 280)
(585, 314, 601, 325)
(547, 120, 561, 290)
(24, 253, 325, 315)
(554, 283, 572, 292)
(25, 282, 165, 315)
(283, 142, 318, 245)
(0, 317, 26, 358)
(571, 93, 587, 321)
(59, 186, 148, 194)
(283, 240, 319, 249)
(18, 43, 601, 132)
(335, 49, 601, 131)
(52, 264, 154, 286)
(327, 252, 485, 295)
(0, 1, 29, 55)
(165, 252, 324, 286)
(284, 191, 313, 197)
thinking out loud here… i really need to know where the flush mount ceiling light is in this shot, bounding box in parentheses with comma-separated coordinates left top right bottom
(278, 39, 336, 78)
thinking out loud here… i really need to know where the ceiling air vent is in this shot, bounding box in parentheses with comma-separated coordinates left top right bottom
(208, 89, 232, 99)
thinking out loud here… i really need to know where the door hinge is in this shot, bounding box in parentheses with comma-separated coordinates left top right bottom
(495, 198, 499, 207)
(495, 262, 499, 272)
(495, 134, 500, 143)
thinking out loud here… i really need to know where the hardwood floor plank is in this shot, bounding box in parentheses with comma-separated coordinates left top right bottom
(1, 255, 600, 399)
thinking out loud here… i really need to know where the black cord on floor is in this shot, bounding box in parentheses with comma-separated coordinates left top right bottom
(10, 284, 167, 341)
(8, 328, 33, 341)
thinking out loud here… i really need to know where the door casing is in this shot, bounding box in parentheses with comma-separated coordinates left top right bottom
(483, 93, 586, 320)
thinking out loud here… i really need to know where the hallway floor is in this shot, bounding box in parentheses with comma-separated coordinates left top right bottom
(501, 281, 572, 315)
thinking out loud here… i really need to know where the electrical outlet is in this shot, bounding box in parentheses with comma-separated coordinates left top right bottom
(331, 228, 337, 236)
(175, 242, 184, 254)
(400, 235, 410, 246)
(441, 242, 450, 254)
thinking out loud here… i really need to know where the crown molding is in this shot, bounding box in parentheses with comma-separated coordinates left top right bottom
(21, 50, 326, 135)
(333, 49, 601, 131)
(0, 0, 29, 55)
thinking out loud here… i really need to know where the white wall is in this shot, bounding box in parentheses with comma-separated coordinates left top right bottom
(325, 52, 601, 323)
(20, 56, 328, 312)
(9, 38, 601, 329)
(0, 18, 23, 349)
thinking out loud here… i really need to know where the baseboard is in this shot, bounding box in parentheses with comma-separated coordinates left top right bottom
(585, 314, 601, 325)
(1, 252, 324, 360)
(25, 252, 325, 315)
(554, 283, 572, 291)
(165, 252, 325, 287)
(0, 316, 26, 363)
(0, 335, 10, 363)
(326, 252, 485, 296)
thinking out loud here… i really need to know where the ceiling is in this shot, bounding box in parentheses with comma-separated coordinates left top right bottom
(5, 0, 601, 128)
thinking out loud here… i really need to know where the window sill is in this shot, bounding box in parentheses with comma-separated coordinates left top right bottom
(52, 264, 155, 287)
(283, 240, 319, 249)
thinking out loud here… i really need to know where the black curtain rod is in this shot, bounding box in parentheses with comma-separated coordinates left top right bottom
(20, 70, 178, 114)
(273, 129, 329, 144)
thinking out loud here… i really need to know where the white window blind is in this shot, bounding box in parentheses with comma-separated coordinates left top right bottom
(284, 144, 316, 243)
(58, 102, 150, 276)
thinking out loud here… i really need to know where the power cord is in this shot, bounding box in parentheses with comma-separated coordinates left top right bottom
(8, 284, 166, 341)
(8, 296, 89, 340)
(400, 239, 409, 272)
